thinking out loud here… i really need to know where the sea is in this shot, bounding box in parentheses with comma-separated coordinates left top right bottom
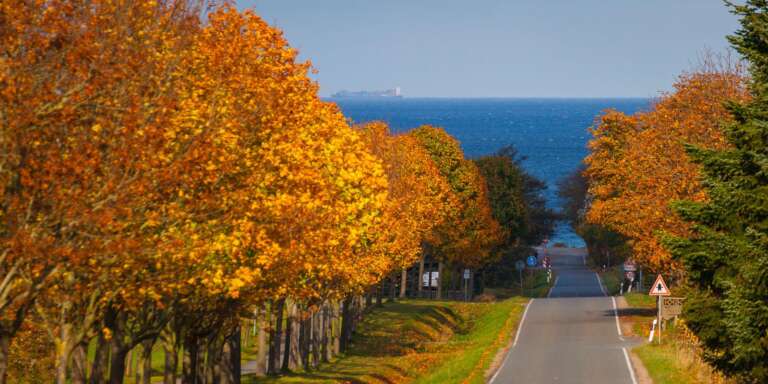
(331, 98, 651, 247)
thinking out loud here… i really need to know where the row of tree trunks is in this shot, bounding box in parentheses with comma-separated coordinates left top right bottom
(257, 300, 348, 375)
(396, 258, 479, 301)
(50, 294, 383, 383)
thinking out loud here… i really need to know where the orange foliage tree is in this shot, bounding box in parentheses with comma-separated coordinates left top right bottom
(409, 126, 505, 297)
(1, 1, 388, 383)
(358, 122, 457, 297)
(585, 67, 748, 271)
(0, 0, 508, 382)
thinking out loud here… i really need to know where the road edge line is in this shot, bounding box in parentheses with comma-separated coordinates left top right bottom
(596, 272, 607, 296)
(489, 298, 534, 384)
(512, 298, 533, 347)
(611, 296, 623, 337)
(623, 347, 639, 384)
(547, 276, 559, 298)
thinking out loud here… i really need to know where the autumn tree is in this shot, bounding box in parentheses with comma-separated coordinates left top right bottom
(358, 122, 456, 298)
(1, 1, 389, 383)
(585, 64, 748, 271)
(410, 126, 504, 298)
(557, 166, 630, 267)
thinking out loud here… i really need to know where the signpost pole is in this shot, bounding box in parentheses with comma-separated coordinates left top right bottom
(463, 276, 467, 301)
(657, 296, 662, 344)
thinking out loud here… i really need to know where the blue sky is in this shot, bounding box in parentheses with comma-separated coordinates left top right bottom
(241, 1, 740, 98)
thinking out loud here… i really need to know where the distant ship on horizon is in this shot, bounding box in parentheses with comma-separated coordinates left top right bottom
(331, 87, 402, 98)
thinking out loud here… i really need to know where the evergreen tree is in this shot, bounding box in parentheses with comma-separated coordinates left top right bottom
(664, 1, 768, 381)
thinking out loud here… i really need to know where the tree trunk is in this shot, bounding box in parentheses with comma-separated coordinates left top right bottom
(299, 313, 310, 371)
(321, 305, 330, 363)
(375, 281, 384, 307)
(339, 297, 352, 353)
(311, 311, 321, 368)
(133, 348, 139, 384)
(55, 324, 72, 384)
(90, 336, 109, 384)
(389, 274, 397, 302)
(267, 299, 285, 375)
(205, 334, 223, 384)
(255, 307, 267, 376)
(289, 306, 301, 370)
(417, 255, 425, 294)
(400, 269, 408, 298)
(91, 308, 116, 384)
(182, 336, 199, 384)
(140, 339, 153, 384)
(436, 261, 444, 299)
(454, 266, 462, 292)
(468, 270, 475, 300)
(281, 301, 293, 372)
(332, 303, 340, 356)
(0, 335, 10, 384)
(162, 338, 178, 384)
(220, 326, 241, 384)
(108, 340, 129, 384)
(72, 341, 88, 384)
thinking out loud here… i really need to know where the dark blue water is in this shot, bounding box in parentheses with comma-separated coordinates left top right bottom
(331, 98, 650, 247)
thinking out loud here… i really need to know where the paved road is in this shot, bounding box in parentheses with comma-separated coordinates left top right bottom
(491, 248, 639, 384)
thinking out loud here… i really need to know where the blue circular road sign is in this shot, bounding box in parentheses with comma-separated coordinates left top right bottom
(526, 255, 537, 267)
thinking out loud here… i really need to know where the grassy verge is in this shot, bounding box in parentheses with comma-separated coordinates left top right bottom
(244, 298, 527, 384)
(597, 266, 622, 295)
(483, 269, 554, 299)
(621, 293, 724, 384)
(634, 323, 725, 384)
(622, 292, 657, 337)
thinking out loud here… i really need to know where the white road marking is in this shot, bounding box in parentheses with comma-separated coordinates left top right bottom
(547, 276, 560, 298)
(611, 296, 622, 336)
(490, 298, 534, 384)
(596, 272, 607, 296)
(489, 354, 505, 383)
(623, 347, 639, 384)
(513, 298, 533, 347)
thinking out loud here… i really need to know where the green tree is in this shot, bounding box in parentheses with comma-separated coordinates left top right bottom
(474, 146, 528, 243)
(474, 145, 555, 246)
(474, 145, 556, 289)
(664, 1, 768, 381)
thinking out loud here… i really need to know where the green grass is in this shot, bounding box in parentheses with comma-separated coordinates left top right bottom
(414, 299, 525, 384)
(625, 292, 656, 308)
(633, 323, 716, 384)
(598, 266, 622, 295)
(483, 269, 554, 299)
(626, 293, 722, 384)
(244, 298, 527, 384)
(634, 341, 698, 384)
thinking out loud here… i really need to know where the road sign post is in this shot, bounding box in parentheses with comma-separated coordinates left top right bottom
(515, 260, 525, 295)
(649, 274, 671, 343)
(463, 269, 470, 301)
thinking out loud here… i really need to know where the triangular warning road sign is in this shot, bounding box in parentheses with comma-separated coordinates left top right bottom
(649, 274, 671, 296)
